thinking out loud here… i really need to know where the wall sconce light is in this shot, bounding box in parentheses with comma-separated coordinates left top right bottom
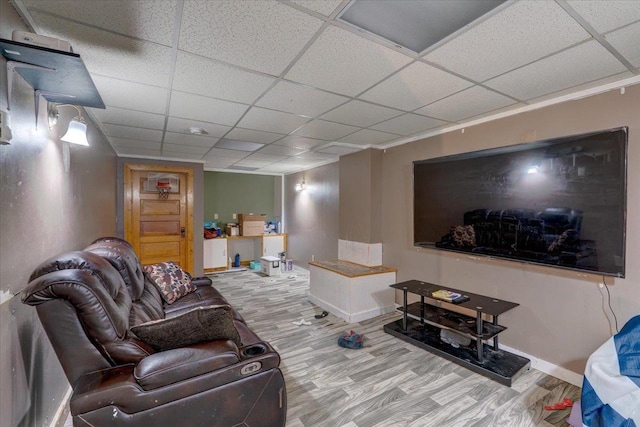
(295, 179, 306, 191)
(47, 103, 89, 146)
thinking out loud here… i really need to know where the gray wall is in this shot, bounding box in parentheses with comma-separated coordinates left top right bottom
(116, 158, 205, 276)
(339, 149, 383, 244)
(284, 162, 339, 266)
(0, 2, 117, 426)
(381, 84, 640, 375)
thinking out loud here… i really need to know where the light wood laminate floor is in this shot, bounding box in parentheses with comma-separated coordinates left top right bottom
(64, 267, 580, 426)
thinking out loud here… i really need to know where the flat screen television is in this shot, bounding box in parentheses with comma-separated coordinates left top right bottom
(413, 127, 627, 277)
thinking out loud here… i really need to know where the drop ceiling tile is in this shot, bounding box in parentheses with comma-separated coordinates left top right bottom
(285, 26, 413, 96)
(606, 21, 640, 68)
(161, 152, 205, 160)
(424, 1, 591, 82)
(102, 124, 163, 142)
(173, 52, 276, 103)
(225, 128, 286, 144)
(162, 144, 210, 155)
(116, 147, 162, 157)
(370, 113, 447, 136)
(338, 129, 400, 145)
(23, 0, 177, 46)
(229, 165, 261, 171)
(319, 100, 403, 127)
(166, 117, 231, 138)
(257, 163, 299, 173)
(484, 41, 628, 101)
(273, 135, 327, 149)
(30, 11, 173, 87)
(93, 76, 168, 114)
(257, 81, 349, 117)
(287, 0, 344, 16)
(292, 120, 360, 141)
(169, 92, 249, 126)
(234, 159, 274, 168)
(92, 107, 165, 130)
(164, 132, 219, 147)
(258, 144, 308, 156)
(568, 0, 640, 33)
(215, 139, 265, 152)
(415, 86, 515, 122)
(204, 158, 239, 168)
(360, 61, 474, 111)
(179, 0, 323, 75)
(244, 153, 289, 163)
(315, 145, 363, 155)
(237, 107, 310, 134)
(204, 148, 249, 160)
(110, 138, 161, 151)
(294, 151, 337, 160)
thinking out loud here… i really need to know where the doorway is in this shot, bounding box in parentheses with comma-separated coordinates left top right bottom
(124, 163, 194, 273)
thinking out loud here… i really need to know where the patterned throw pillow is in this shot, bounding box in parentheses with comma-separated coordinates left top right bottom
(450, 225, 476, 247)
(130, 305, 241, 351)
(143, 262, 196, 304)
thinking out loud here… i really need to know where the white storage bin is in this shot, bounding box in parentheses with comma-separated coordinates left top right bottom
(260, 256, 281, 276)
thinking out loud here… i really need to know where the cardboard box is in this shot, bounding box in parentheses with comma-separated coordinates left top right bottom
(238, 214, 266, 236)
(261, 256, 281, 276)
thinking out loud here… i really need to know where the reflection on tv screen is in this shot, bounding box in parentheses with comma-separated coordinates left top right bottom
(413, 127, 627, 277)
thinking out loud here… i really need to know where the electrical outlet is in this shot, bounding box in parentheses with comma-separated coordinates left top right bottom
(214, 213, 218, 220)
(232, 213, 237, 220)
(598, 283, 604, 289)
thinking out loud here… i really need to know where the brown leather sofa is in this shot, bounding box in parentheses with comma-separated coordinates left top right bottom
(22, 237, 286, 426)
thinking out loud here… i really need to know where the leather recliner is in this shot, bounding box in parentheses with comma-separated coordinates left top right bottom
(22, 237, 286, 426)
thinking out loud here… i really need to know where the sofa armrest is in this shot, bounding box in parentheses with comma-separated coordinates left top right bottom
(191, 276, 212, 287)
(134, 340, 240, 390)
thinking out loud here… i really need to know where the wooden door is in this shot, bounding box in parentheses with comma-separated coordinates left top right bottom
(124, 164, 194, 273)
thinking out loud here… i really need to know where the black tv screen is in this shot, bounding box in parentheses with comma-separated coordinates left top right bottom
(413, 127, 627, 277)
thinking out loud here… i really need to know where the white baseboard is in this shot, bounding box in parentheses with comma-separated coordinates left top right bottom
(499, 343, 583, 387)
(308, 295, 395, 324)
(51, 386, 72, 427)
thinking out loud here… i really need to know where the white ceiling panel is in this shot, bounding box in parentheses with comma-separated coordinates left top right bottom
(92, 76, 168, 114)
(484, 41, 628, 101)
(237, 107, 310, 134)
(424, 1, 591, 82)
(257, 81, 349, 117)
(166, 117, 230, 138)
(205, 148, 250, 160)
(244, 153, 289, 163)
(173, 52, 276, 103)
(319, 100, 403, 127)
(257, 163, 301, 173)
(162, 144, 210, 155)
(215, 139, 264, 152)
(110, 138, 161, 151)
(169, 92, 249, 126)
(179, 0, 323, 76)
(161, 152, 205, 160)
(257, 144, 308, 156)
(116, 147, 162, 157)
(225, 128, 286, 144)
(315, 145, 362, 155)
(415, 86, 515, 122)
(292, 119, 360, 141)
(92, 107, 165, 130)
(273, 136, 328, 149)
(102, 124, 163, 142)
(204, 158, 239, 167)
(163, 132, 219, 148)
(294, 151, 337, 160)
(29, 12, 172, 87)
(606, 21, 640, 68)
(568, 0, 640, 33)
(22, 0, 177, 46)
(285, 26, 413, 96)
(370, 113, 447, 135)
(287, 0, 344, 17)
(338, 129, 400, 145)
(361, 61, 473, 111)
(234, 159, 274, 168)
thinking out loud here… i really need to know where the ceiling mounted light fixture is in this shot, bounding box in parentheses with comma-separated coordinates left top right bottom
(189, 127, 208, 135)
(48, 102, 89, 146)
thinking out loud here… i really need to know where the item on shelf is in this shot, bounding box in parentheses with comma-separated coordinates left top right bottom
(432, 289, 465, 303)
(440, 328, 471, 348)
(238, 214, 266, 236)
(225, 224, 239, 237)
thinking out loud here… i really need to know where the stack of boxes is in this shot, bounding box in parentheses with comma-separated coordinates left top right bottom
(238, 214, 266, 236)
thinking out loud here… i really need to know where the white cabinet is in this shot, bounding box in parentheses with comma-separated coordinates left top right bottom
(262, 235, 285, 258)
(203, 238, 227, 270)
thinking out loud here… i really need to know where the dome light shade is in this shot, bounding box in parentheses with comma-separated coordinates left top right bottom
(61, 119, 89, 146)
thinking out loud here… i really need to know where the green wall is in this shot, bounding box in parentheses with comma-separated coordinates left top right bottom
(204, 172, 281, 227)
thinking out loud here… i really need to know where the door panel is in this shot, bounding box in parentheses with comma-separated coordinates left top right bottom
(124, 164, 194, 272)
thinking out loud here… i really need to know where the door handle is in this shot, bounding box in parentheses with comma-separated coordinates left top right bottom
(181, 227, 185, 238)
